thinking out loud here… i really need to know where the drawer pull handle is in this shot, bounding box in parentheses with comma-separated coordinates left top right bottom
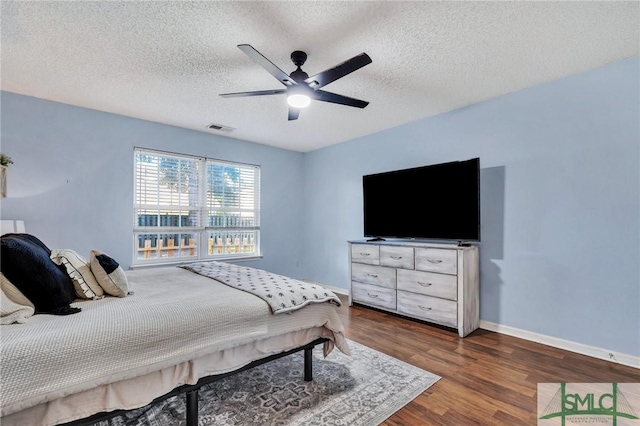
(418, 306, 432, 311)
(367, 293, 379, 298)
(391, 255, 402, 260)
(427, 259, 443, 264)
(418, 282, 432, 287)
(360, 252, 371, 256)
(367, 273, 379, 278)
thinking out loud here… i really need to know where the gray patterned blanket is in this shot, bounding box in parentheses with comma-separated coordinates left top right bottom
(179, 261, 341, 314)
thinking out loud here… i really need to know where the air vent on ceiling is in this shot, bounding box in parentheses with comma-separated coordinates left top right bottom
(206, 123, 235, 132)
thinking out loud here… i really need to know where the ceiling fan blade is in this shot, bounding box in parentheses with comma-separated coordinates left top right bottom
(313, 90, 369, 108)
(219, 89, 286, 98)
(288, 107, 300, 121)
(305, 53, 372, 89)
(237, 44, 297, 87)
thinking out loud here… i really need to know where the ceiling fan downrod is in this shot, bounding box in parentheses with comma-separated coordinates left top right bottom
(289, 51, 309, 82)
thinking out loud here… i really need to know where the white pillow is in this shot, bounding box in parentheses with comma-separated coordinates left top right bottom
(1, 273, 35, 324)
(51, 249, 104, 299)
(90, 250, 129, 297)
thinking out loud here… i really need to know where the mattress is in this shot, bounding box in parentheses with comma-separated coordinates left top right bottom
(0, 266, 350, 425)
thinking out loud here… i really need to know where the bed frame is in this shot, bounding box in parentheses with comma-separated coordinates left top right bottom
(60, 337, 329, 426)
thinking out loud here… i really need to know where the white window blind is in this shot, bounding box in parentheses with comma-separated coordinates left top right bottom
(134, 148, 260, 265)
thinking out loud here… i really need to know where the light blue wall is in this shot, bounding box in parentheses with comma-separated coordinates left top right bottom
(2, 57, 638, 357)
(301, 57, 640, 356)
(0, 92, 306, 278)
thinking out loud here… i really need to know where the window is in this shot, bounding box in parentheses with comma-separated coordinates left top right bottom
(134, 148, 260, 265)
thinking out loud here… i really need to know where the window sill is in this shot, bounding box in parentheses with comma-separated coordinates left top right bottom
(128, 255, 263, 270)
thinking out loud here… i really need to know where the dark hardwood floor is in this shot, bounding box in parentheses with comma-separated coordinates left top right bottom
(333, 294, 640, 425)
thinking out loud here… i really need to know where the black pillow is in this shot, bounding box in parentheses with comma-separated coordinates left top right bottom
(0, 233, 80, 315)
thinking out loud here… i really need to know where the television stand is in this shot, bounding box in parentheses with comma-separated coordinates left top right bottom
(348, 239, 479, 337)
(366, 237, 386, 242)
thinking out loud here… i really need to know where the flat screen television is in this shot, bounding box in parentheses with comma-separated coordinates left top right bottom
(363, 158, 480, 242)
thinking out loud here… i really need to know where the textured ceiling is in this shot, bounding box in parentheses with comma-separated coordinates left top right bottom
(1, 1, 638, 153)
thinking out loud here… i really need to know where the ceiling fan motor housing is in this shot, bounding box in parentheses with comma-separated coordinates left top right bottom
(289, 68, 309, 83)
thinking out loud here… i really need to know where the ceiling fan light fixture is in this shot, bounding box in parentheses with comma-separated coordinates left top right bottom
(287, 93, 311, 108)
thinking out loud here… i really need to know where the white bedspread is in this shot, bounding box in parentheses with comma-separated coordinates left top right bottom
(0, 266, 349, 418)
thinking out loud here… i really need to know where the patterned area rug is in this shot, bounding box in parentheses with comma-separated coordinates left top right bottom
(94, 340, 440, 426)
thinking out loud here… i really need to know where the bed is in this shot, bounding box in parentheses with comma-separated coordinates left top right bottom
(0, 261, 350, 426)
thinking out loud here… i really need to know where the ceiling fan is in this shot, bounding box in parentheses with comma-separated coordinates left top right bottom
(220, 44, 372, 121)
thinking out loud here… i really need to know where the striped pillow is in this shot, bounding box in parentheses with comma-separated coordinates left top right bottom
(51, 249, 104, 300)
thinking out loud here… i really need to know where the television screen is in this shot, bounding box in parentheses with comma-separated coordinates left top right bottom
(363, 158, 480, 242)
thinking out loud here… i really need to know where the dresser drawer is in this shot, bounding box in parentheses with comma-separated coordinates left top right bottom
(397, 290, 457, 328)
(351, 263, 396, 289)
(351, 244, 380, 265)
(415, 248, 457, 275)
(352, 282, 396, 310)
(380, 246, 414, 269)
(397, 269, 457, 300)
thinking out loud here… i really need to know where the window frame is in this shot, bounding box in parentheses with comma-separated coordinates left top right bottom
(132, 147, 261, 267)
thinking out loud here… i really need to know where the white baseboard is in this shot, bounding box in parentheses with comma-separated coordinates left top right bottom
(298, 283, 638, 369)
(479, 320, 639, 369)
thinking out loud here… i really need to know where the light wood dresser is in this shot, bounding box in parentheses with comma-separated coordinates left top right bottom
(348, 239, 479, 337)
